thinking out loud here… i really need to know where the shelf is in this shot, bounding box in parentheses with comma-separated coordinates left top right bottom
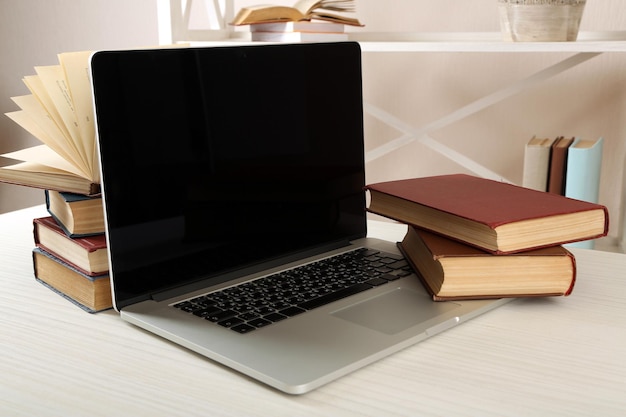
(182, 31, 626, 53)
(348, 31, 626, 53)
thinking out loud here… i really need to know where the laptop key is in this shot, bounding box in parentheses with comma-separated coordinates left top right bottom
(174, 301, 197, 312)
(364, 277, 389, 287)
(218, 317, 244, 328)
(279, 306, 306, 317)
(298, 282, 373, 310)
(388, 260, 409, 269)
(381, 273, 402, 281)
(264, 312, 288, 323)
(231, 323, 256, 334)
(238, 312, 260, 321)
(192, 306, 221, 318)
(248, 318, 272, 328)
(206, 309, 237, 322)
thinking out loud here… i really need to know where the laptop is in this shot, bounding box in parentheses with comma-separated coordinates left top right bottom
(90, 42, 508, 394)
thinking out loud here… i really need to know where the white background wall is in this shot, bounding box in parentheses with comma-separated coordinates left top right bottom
(0, 0, 159, 212)
(1, 0, 625, 247)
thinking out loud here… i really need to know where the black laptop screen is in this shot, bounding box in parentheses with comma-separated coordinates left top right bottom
(91, 43, 366, 308)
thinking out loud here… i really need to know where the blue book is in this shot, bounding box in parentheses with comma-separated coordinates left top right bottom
(565, 137, 604, 249)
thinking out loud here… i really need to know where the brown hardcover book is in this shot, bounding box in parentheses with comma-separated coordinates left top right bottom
(32, 248, 111, 313)
(33, 216, 108, 276)
(231, 0, 363, 26)
(366, 174, 609, 254)
(399, 227, 576, 301)
(45, 190, 104, 237)
(547, 136, 574, 195)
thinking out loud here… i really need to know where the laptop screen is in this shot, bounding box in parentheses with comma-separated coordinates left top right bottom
(91, 43, 366, 308)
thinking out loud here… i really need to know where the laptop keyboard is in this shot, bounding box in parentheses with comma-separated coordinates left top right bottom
(172, 248, 412, 334)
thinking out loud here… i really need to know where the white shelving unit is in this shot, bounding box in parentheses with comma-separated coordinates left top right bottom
(349, 31, 626, 180)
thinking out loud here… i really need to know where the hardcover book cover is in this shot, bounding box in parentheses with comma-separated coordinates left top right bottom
(366, 174, 609, 254)
(33, 216, 108, 276)
(399, 227, 576, 301)
(45, 189, 105, 237)
(32, 248, 111, 313)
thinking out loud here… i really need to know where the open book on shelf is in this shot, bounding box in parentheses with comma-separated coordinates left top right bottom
(1, 51, 100, 196)
(231, 0, 363, 27)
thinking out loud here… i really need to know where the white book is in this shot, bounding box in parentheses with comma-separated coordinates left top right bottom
(251, 31, 349, 42)
(249, 21, 345, 33)
(522, 136, 556, 191)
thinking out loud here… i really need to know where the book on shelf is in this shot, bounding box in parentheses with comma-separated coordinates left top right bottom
(564, 137, 604, 249)
(547, 136, 575, 195)
(231, 0, 363, 27)
(564, 137, 604, 203)
(249, 21, 345, 33)
(32, 248, 112, 313)
(399, 227, 576, 301)
(1, 50, 100, 196)
(251, 31, 349, 42)
(365, 174, 609, 254)
(45, 189, 104, 237)
(34, 216, 108, 276)
(522, 136, 556, 191)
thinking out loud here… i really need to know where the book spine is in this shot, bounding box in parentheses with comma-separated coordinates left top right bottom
(547, 137, 574, 194)
(522, 139, 552, 191)
(564, 137, 604, 249)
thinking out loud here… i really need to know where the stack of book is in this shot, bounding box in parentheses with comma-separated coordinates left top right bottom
(0, 51, 112, 312)
(230, 0, 363, 43)
(366, 174, 609, 301)
(248, 21, 349, 43)
(32, 191, 111, 313)
(0, 50, 100, 195)
(522, 135, 604, 248)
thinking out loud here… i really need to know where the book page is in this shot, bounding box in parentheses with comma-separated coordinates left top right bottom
(34, 65, 88, 171)
(22, 75, 74, 145)
(1, 145, 88, 179)
(8, 97, 88, 174)
(58, 51, 98, 182)
(294, 0, 322, 15)
(294, 0, 355, 14)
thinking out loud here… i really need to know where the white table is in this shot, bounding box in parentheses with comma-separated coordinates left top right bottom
(1, 205, 625, 416)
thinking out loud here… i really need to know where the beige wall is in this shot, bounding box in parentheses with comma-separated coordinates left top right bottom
(0, 0, 159, 213)
(353, 0, 626, 248)
(1, 0, 625, 247)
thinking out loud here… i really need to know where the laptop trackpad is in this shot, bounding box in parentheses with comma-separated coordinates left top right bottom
(332, 288, 461, 335)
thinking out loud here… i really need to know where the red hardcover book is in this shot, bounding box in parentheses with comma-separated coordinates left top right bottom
(366, 174, 609, 254)
(33, 216, 108, 276)
(399, 227, 576, 301)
